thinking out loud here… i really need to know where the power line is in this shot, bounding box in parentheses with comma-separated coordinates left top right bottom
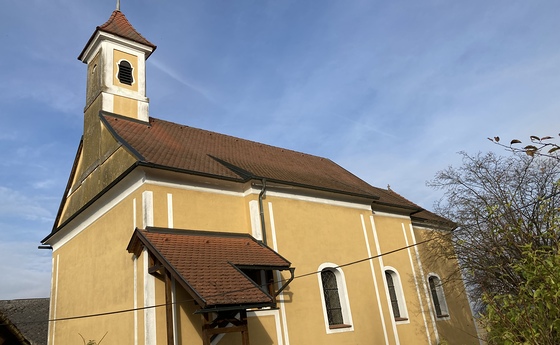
(1, 233, 444, 326)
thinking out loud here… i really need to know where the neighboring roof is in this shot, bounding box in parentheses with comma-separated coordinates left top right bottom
(103, 114, 389, 200)
(79, 10, 156, 60)
(0, 298, 49, 345)
(127, 228, 291, 310)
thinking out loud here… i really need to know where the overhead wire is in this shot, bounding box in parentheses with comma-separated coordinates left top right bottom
(0, 232, 448, 326)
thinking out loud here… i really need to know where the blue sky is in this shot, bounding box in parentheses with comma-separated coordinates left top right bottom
(0, 0, 559, 299)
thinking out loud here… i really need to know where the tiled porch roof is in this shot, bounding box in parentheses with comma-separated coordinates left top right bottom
(127, 228, 292, 309)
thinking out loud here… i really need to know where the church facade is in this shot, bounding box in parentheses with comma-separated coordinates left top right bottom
(42, 8, 480, 345)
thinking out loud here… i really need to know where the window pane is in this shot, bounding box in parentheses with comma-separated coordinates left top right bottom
(429, 277, 443, 317)
(385, 271, 401, 318)
(321, 270, 344, 325)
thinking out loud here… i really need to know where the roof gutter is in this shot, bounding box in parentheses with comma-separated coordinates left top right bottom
(259, 178, 268, 245)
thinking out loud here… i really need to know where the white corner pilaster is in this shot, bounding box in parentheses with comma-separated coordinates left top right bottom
(142, 191, 153, 228)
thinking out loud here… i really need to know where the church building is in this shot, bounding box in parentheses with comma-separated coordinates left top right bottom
(42, 7, 480, 345)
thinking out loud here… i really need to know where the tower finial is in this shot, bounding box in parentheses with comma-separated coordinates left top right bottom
(116, 0, 120, 11)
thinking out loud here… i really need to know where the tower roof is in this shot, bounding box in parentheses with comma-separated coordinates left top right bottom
(78, 10, 156, 61)
(98, 10, 156, 49)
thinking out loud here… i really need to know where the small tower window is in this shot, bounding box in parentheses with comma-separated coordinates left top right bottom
(117, 60, 134, 85)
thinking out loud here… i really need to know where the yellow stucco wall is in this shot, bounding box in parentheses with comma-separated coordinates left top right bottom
(414, 227, 480, 344)
(113, 95, 139, 119)
(49, 177, 478, 345)
(50, 197, 136, 344)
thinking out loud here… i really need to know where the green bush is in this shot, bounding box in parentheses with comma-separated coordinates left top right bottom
(482, 245, 560, 345)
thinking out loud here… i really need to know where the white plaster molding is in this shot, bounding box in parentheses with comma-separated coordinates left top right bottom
(101, 92, 114, 114)
(360, 215, 389, 345)
(268, 202, 289, 345)
(372, 211, 412, 220)
(370, 216, 400, 345)
(172, 277, 178, 345)
(249, 200, 262, 240)
(146, 179, 244, 197)
(142, 191, 153, 228)
(46, 170, 145, 251)
(147, 179, 371, 211)
(133, 255, 138, 345)
(264, 190, 372, 210)
(138, 100, 149, 122)
(50, 255, 59, 345)
(133, 198, 137, 229)
(167, 193, 174, 229)
(408, 224, 439, 343)
(402, 224, 432, 343)
(143, 247, 156, 345)
(80, 31, 153, 64)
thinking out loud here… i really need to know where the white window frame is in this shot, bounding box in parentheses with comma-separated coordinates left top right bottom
(428, 273, 450, 320)
(317, 263, 354, 334)
(384, 266, 409, 323)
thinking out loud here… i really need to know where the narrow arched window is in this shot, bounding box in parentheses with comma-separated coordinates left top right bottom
(117, 60, 133, 85)
(385, 271, 400, 318)
(384, 268, 408, 321)
(318, 264, 353, 333)
(428, 275, 449, 318)
(321, 269, 344, 325)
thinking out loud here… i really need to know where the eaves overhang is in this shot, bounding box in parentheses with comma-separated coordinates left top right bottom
(78, 30, 155, 63)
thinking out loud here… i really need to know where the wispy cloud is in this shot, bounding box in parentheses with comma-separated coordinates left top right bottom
(0, 186, 53, 223)
(149, 58, 216, 103)
(0, 241, 51, 299)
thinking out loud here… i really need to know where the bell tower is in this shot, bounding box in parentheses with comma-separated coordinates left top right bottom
(78, 9, 156, 122)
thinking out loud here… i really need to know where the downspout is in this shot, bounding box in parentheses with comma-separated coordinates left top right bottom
(258, 178, 268, 245)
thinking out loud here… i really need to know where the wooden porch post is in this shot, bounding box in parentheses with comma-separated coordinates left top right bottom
(240, 310, 250, 345)
(164, 271, 174, 345)
(201, 313, 212, 345)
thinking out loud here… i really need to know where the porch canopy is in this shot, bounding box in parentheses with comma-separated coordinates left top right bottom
(127, 227, 293, 312)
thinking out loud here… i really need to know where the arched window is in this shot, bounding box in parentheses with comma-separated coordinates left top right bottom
(428, 274, 449, 318)
(317, 264, 353, 333)
(384, 268, 408, 321)
(321, 269, 344, 325)
(117, 60, 134, 85)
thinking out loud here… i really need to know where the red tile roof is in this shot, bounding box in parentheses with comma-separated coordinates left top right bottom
(103, 114, 389, 199)
(102, 114, 430, 212)
(127, 228, 291, 308)
(98, 10, 156, 50)
(79, 10, 156, 61)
